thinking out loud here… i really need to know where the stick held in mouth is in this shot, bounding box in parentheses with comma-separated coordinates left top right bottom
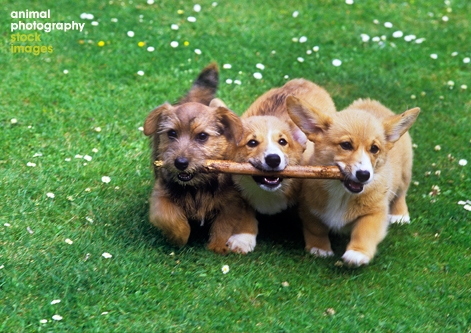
(154, 160, 342, 179)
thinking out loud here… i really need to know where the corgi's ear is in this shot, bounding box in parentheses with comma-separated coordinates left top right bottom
(286, 95, 332, 142)
(288, 120, 308, 149)
(209, 98, 228, 108)
(143, 102, 172, 136)
(383, 107, 420, 143)
(216, 107, 244, 145)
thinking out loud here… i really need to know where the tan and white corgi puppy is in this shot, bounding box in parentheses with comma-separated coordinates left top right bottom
(287, 97, 420, 266)
(233, 79, 336, 215)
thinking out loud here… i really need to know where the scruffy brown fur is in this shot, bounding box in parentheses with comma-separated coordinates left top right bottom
(143, 64, 258, 254)
(287, 96, 420, 266)
(232, 79, 337, 215)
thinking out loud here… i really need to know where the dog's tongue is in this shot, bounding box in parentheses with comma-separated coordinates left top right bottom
(264, 176, 280, 185)
(252, 176, 282, 188)
(344, 179, 364, 193)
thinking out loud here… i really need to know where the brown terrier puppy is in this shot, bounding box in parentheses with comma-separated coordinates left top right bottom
(143, 64, 258, 254)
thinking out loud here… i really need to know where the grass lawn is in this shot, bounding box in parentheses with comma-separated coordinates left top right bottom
(1, 0, 470, 331)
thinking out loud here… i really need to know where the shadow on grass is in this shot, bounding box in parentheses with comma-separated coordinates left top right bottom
(110, 189, 307, 254)
(109, 186, 361, 276)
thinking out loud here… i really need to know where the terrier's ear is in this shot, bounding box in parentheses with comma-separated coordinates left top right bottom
(383, 107, 420, 143)
(209, 98, 228, 108)
(286, 95, 333, 142)
(143, 102, 172, 136)
(215, 107, 244, 145)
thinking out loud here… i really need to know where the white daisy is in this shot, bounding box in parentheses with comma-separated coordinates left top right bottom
(332, 59, 342, 67)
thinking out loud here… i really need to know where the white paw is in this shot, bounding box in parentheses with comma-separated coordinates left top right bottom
(388, 214, 410, 224)
(342, 250, 370, 267)
(309, 247, 334, 258)
(227, 233, 256, 254)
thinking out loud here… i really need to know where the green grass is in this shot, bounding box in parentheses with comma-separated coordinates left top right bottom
(1, 0, 470, 332)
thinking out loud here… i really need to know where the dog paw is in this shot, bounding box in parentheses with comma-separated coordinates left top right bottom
(227, 233, 256, 254)
(342, 250, 370, 267)
(388, 214, 410, 224)
(207, 242, 230, 255)
(309, 247, 334, 257)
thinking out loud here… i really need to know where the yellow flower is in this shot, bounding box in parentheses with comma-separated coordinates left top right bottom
(183, 41, 189, 46)
(97, 41, 105, 47)
(138, 41, 145, 47)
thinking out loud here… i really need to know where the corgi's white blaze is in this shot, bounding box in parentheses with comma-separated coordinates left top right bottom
(309, 247, 334, 257)
(352, 150, 374, 183)
(388, 214, 410, 224)
(342, 250, 370, 266)
(227, 233, 256, 254)
(313, 181, 350, 230)
(264, 129, 287, 170)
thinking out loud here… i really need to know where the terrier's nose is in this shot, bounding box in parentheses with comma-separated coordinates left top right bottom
(265, 154, 281, 168)
(356, 170, 370, 182)
(174, 157, 189, 171)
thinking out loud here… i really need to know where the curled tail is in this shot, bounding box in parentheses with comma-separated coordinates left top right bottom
(177, 63, 219, 106)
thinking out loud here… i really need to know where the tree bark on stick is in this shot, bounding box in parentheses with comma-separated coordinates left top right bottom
(154, 160, 343, 179)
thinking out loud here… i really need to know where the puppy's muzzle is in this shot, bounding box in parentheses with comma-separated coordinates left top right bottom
(251, 154, 283, 190)
(355, 170, 370, 182)
(265, 154, 281, 168)
(174, 157, 194, 182)
(342, 170, 370, 194)
(174, 157, 189, 171)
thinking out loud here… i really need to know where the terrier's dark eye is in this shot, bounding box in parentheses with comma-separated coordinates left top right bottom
(247, 139, 259, 148)
(196, 132, 209, 142)
(168, 130, 177, 139)
(278, 138, 288, 146)
(370, 144, 379, 154)
(340, 142, 353, 150)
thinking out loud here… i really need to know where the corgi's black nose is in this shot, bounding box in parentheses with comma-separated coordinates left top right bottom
(174, 157, 189, 171)
(265, 154, 281, 168)
(356, 170, 370, 182)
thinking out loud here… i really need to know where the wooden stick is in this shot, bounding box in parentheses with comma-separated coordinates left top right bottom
(154, 160, 343, 179)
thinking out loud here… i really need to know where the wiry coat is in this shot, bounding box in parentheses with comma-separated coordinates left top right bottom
(143, 64, 258, 254)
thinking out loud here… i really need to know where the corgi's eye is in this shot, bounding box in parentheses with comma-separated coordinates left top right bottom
(278, 138, 288, 146)
(340, 142, 353, 150)
(247, 139, 259, 148)
(196, 132, 209, 142)
(168, 130, 178, 139)
(370, 144, 379, 154)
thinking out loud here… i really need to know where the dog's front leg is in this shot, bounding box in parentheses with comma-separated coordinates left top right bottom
(343, 211, 388, 267)
(299, 206, 334, 258)
(149, 191, 190, 247)
(209, 200, 258, 255)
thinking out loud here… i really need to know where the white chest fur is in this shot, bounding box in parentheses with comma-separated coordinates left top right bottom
(313, 182, 351, 231)
(234, 175, 289, 215)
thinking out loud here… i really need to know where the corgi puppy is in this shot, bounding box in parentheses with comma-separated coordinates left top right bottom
(287, 96, 420, 266)
(233, 79, 336, 215)
(143, 64, 258, 254)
